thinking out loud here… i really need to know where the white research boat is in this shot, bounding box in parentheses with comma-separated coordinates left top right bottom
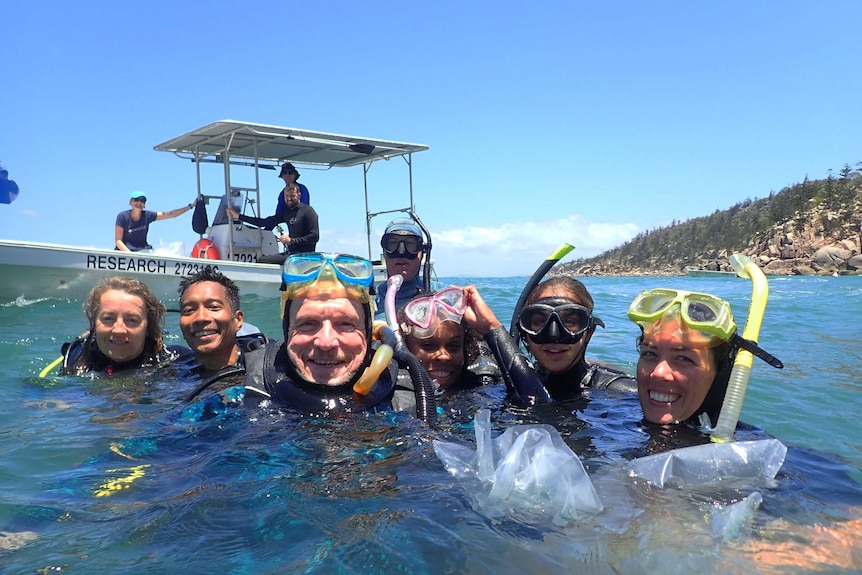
(0, 121, 431, 303)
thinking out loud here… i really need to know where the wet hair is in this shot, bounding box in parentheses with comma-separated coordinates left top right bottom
(178, 266, 241, 313)
(525, 276, 595, 312)
(78, 276, 166, 369)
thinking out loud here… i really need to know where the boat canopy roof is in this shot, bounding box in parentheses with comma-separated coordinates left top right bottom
(153, 120, 429, 168)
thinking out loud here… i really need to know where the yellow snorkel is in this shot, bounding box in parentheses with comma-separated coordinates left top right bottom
(353, 321, 395, 395)
(354, 274, 403, 395)
(39, 356, 64, 378)
(711, 254, 768, 443)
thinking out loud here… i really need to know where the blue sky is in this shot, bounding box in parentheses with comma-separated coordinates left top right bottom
(3, 1, 860, 277)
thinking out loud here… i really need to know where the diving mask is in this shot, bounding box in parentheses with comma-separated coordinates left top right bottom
(382, 234, 423, 260)
(518, 297, 604, 345)
(282, 252, 373, 306)
(403, 286, 467, 338)
(628, 288, 736, 345)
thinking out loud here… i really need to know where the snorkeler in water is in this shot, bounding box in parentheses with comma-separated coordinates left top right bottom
(183, 253, 437, 425)
(60, 277, 188, 376)
(177, 268, 269, 397)
(628, 287, 782, 430)
(397, 286, 501, 393)
(461, 277, 636, 405)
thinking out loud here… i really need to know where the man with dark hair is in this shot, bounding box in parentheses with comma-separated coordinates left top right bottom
(226, 184, 319, 264)
(178, 267, 264, 373)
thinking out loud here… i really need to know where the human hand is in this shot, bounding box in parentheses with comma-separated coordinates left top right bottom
(462, 285, 502, 336)
(280, 235, 291, 245)
(226, 208, 239, 219)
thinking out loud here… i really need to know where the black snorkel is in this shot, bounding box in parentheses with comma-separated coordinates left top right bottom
(509, 244, 575, 339)
(405, 210, 434, 293)
(381, 272, 437, 426)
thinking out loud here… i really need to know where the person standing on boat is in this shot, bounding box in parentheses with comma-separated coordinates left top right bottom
(0, 162, 19, 204)
(226, 184, 319, 264)
(276, 162, 310, 205)
(114, 191, 195, 252)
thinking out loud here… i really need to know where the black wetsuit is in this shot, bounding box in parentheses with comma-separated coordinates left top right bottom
(236, 203, 319, 254)
(481, 326, 637, 404)
(236, 339, 437, 422)
(60, 332, 188, 376)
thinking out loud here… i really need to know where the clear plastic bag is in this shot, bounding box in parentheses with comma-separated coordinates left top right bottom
(628, 439, 787, 488)
(434, 409, 603, 525)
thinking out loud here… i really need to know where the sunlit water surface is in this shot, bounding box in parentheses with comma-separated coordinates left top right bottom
(1, 275, 860, 573)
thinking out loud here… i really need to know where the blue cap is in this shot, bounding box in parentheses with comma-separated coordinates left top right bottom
(383, 218, 422, 238)
(130, 190, 146, 199)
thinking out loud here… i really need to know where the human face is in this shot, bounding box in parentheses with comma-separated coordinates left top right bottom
(524, 289, 589, 374)
(384, 248, 422, 281)
(636, 330, 717, 425)
(129, 197, 146, 208)
(406, 321, 464, 391)
(284, 186, 300, 208)
(281, 170, 297, 184)
(286, 297, 367, 386)
(180, 281, 243, 371)
(94, 289, 148, 363)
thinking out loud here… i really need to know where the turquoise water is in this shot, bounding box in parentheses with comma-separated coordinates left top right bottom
(1, 275, 860, 573)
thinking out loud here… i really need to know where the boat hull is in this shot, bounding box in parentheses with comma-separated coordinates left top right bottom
(0, 240, 391, 303)
(0, 240, 283, 303)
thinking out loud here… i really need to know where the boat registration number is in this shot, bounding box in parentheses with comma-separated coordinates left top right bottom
(86, 254, 218, 276)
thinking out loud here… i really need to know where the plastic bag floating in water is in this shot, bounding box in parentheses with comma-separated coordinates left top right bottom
(433, 409, 602, 525)
(628, 439, 787, 489)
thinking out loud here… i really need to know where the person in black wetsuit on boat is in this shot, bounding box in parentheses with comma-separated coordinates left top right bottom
(226, 184, 318, 264)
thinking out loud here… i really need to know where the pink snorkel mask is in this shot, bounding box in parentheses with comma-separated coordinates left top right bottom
(403, 286, 467, 338)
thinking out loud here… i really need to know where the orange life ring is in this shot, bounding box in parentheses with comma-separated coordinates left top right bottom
(190, 239, 221, 260)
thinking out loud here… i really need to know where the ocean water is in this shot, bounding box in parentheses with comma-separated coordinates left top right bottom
(0, 274, 860, 573)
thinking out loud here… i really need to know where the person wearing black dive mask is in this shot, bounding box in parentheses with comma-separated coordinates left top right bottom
(519, 277, 636, 399)
(374, 218, 430, 317)
(462, 277, 636, 405)
(518, 296, 605, 345)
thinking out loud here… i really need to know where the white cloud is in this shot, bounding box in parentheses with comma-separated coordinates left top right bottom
(430, 215, 640, 277)
(313, 214, 640, 278)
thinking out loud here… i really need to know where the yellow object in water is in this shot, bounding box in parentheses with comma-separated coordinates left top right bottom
(38, 356, 64, 378)
(354, 321, 394, 395)
(94, 464, 150, 498)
